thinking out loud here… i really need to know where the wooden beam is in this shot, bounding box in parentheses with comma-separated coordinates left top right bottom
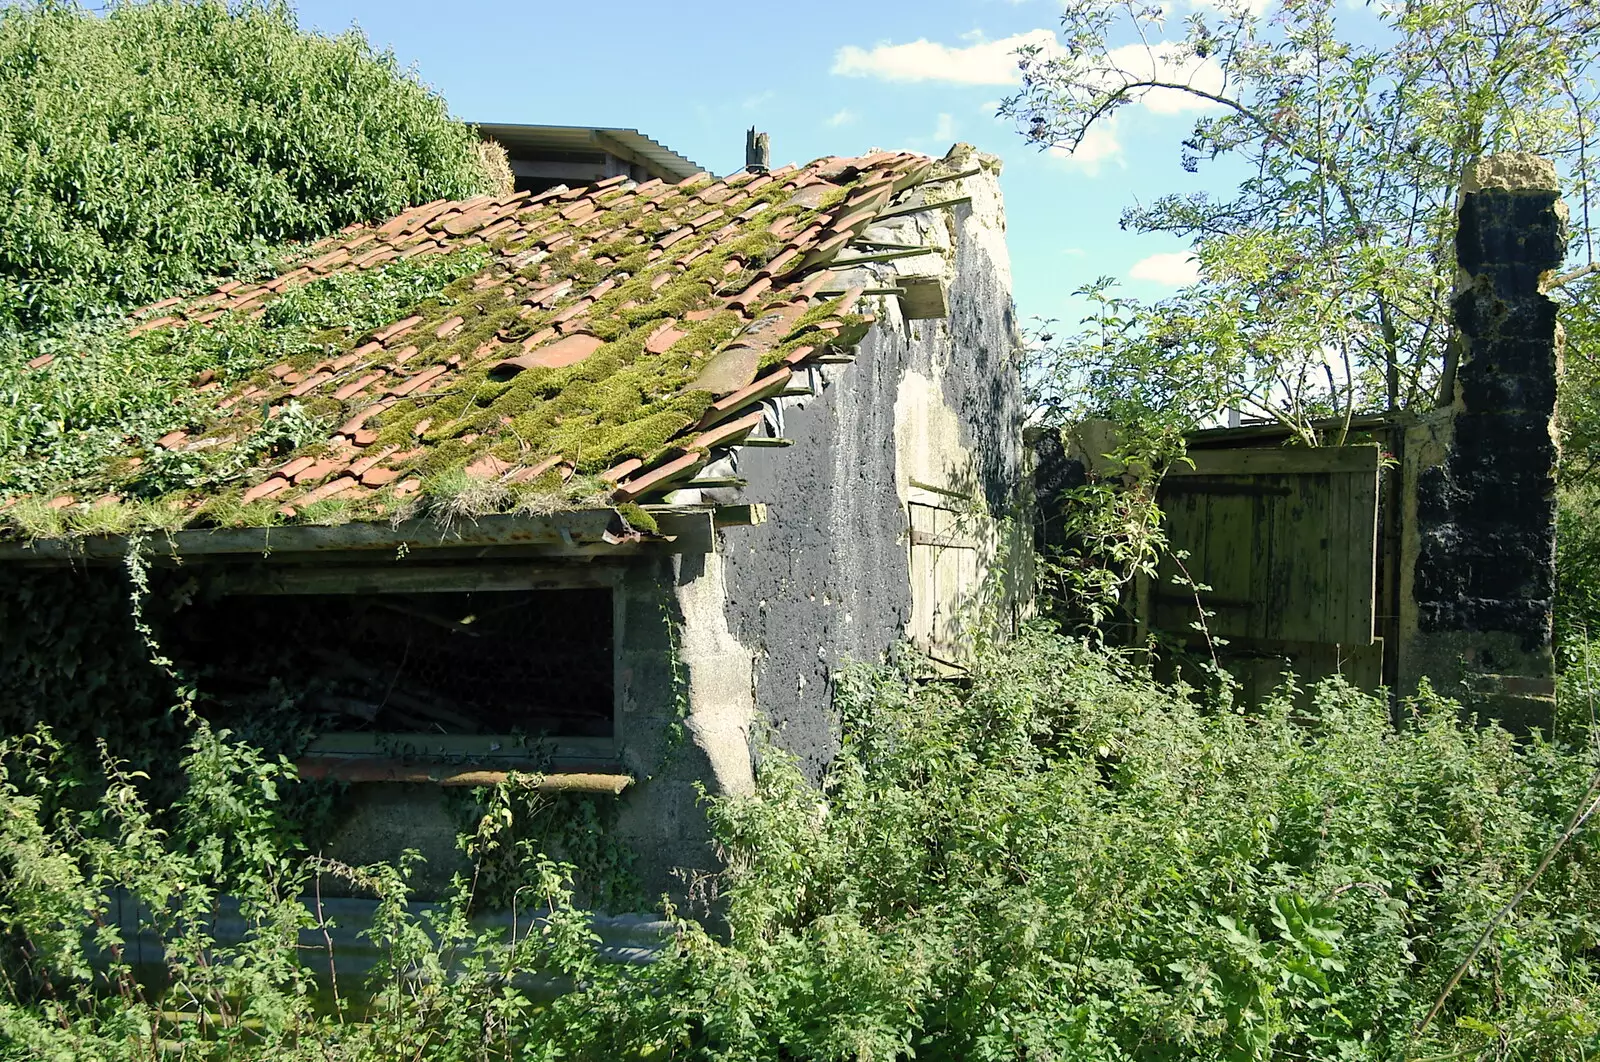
(647, 509, 716, 552)
(685, 476, 747, 489)
(210, 562, 622, 596)
(711, 503, 767, 527)
(872, 195, 972, 221)
(919, 166, 982, 186)
(294, 757, 632, 793)
(1168, 444, 1381, 477)
(303, 732, 613, 760)
(830, 247, 940, 266)
(0, 508, 711, 564)
(739, 436, 793, 447)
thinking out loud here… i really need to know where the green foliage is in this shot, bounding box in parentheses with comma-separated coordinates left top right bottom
(5, 628, 1600, 1059)
(0, 0, 487, 337)
(1009, 0, 1600, 438)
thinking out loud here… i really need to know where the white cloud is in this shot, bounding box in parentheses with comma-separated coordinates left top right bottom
(932, 113, 957, 141)
(831, 29, 1057, 85)
(741, 90, 775, 111)
(1102, 42, 1225, 113)
(1128, 251, 1202, 286)
(832, 31, 1223, 117)
(826, 108, 858, 127)
(1048, 117, 1124, 175)
(1189, 0, 1273, 16)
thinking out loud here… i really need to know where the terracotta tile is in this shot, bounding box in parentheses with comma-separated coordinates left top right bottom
(549, 299, 594, 327)
(334, 372, 384, 401)
(695, 183, 736, 204)
(287, 372, 333, 397)
(465, 453, 512, 480)
(294, 474, 356, 505)
(689, 409, 765, 451)
(45, 495, 75, 510)
(656, 225, 694, 250)
(360, 466, 403, 487)
(351, 428, 379, 447)
(241, 477, 288, 504)
(507, 455, 566, 483)
(338, 405, 386, 434)
(728, 277, 772, 312)
(373, 315, 423, 343)
(25, 353, 54, 370)
(191, 310, 226, 324)
(649, 271, 675, 291)
(689, 343, 761, 395)
(687, 208, 725, 230)
(700, 367, 793, 427)
(393, 477, 422, 497)
(353, 246, 399, 269)
(560, 199, 598, 223)
(519, 327, 557, 352)
(391, 345, 421, 367)
(583, 277, 617, 300)
(684, 307, 719, 322)
(491, 331, 604, 376)
(155, 431, 188, 449)
(390, 364, 450, 397)
(330, 351, 362, 372)
(277, 456, 316, 479)
(602, 457, 645, 483)
(293, 458, 341, 485)
(349, 446, 397, 477)
(400, 242, 446, 260)
(611, 451, 705, 503)
(783, 344, 818, 366)
(798, 269, 836, 299)
(433, 315, 465, 339)
(644, 321, 687, 354)
(759, 247, 801, 278)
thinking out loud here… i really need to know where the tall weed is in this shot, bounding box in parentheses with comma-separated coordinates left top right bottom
(3, 629, 1599, 1060)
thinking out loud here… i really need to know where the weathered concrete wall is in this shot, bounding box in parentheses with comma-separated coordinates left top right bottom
(609, 149, 1024, 903)
(1398, 153, 1567, 729)
(318, 152, 1026, 909)
(718, 147, 1023, 775)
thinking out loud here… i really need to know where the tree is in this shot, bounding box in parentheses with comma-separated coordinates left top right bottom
(1004, 0, 1600, 443)
(0, 0, 491, 339)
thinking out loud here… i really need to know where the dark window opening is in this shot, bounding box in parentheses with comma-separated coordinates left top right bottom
(166, 588, 613, 740)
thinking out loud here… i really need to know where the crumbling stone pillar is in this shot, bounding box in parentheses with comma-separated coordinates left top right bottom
(1398, 153, 1566, 730)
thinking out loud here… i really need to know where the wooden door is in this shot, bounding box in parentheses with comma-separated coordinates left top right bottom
(1146, 445, 1381, 648)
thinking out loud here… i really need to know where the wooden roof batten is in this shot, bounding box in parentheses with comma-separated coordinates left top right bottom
(0, 506, 724, 564)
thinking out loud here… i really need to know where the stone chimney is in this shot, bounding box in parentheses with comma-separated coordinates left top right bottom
(1398, 153, 1567, 730)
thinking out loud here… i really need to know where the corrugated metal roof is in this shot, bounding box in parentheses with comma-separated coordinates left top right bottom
(473, 123, 706, 183)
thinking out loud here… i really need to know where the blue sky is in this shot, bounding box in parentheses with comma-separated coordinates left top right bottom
(290, 0, 1228, 330)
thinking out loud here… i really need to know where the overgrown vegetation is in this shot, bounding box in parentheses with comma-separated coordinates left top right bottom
(4, 630, 1599, 1060)
(0, 0, 487, 338)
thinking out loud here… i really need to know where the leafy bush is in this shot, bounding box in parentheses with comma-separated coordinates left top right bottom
(0, 0, 488, 338)
(4, 628, 1599, 1060)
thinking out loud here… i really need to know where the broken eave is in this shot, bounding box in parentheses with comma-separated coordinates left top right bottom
(0, 505, 729, 564)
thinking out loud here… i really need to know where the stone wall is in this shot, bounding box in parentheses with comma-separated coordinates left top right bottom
(1398, 153, 1567, 729)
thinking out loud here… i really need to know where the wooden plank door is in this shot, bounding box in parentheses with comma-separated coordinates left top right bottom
(1147, 445, 1381, 647)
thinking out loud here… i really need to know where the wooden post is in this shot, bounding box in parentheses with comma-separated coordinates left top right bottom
(745, 127, 770, 173)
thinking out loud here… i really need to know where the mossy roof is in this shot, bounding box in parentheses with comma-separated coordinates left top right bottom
(6, 150, 943, 538)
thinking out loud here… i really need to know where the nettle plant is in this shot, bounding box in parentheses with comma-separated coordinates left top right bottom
(4, 618, 1600, 1061)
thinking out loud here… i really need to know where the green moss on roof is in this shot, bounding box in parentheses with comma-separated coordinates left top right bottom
(1, 150, 944, 541)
